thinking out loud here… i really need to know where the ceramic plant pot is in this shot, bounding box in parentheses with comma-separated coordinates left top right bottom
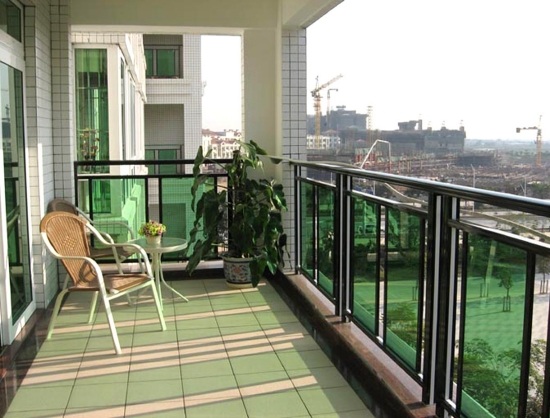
(146, 235, 162, 245)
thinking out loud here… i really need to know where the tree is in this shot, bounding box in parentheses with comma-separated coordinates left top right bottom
(496, 267, 513, 312)
(536, 255, 550, 294)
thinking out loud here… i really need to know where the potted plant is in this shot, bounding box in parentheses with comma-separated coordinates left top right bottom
(185, 140, 287, 287)
(138, 220, 166, 245)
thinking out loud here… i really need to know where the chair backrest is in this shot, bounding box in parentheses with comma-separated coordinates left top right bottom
(47, 198, 79, 215)
(40, 211, 98, 288)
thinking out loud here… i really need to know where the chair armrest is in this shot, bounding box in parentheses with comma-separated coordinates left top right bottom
(93, 220, 136, 239)
(75, 207, 136, 239)
(40, 231, 110, 287)
(85, 225, 154, 277)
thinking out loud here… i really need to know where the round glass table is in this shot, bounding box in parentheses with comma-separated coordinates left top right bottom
(131, 237, 188, 309)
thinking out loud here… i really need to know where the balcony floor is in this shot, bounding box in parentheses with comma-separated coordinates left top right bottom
(3, 278, 375, 417)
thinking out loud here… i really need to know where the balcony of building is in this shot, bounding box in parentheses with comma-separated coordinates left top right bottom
(3, 157, 549, 417)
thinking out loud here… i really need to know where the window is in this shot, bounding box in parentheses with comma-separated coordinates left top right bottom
(75, 49, 109, 171)
(145, 149, 179, 174)
(145, 47, 181, 78)
(0, 0, 21, 42)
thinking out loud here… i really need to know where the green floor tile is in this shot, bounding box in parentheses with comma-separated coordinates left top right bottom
(229, 352, 285, 375)
(255, 310, 299, 325)
(209, 294, 249, 308)
(180, 358, 234, 378)
(176, 327, 222, 344)
(288, 366, 348, 390)
(242, 390, 310, 418)
(175, 316, 219, 330)
(129, 364, 182, 382)
(270, 333, 320, 352)
(215, 312, 260, 328)
(185, 397, 247, 418)
(235, 370, 290, 389)
(218, 324, 264, 338)
(277, 349, 333, 370)
(132, 329, 178, 345)
(298, 386, 368, 415)
(67, 382, 128, 408)
(182, 374, 239, 398)
(8, 385, 73, 412)
(124, 402, 185, 417)
(4, 409, 66, 417)
(127, 379, 184, 404)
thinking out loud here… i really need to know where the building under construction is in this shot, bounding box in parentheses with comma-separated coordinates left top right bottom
(373, 119, 466, 156)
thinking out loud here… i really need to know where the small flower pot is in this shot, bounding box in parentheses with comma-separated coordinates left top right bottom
(146, 235, 162, 245)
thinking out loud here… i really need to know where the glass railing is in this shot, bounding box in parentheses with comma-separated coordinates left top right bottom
(290, 160, 550, 418)
(73, 159, 229, 262)
(75, 158, 550, 417)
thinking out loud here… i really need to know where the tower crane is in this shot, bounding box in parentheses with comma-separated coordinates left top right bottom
(516, 115, 543, 167)
(311, 74, 343, 148)
(326, 88, 338, 130)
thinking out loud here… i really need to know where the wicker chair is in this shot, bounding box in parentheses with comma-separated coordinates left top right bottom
(46, 198, 137, 264)
(40, 211, 166, 355)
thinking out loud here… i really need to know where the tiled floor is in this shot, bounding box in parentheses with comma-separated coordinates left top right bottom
(3, 278, 375, 418)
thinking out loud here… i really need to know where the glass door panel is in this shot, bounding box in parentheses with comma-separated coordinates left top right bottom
(1, 61, 32, 335)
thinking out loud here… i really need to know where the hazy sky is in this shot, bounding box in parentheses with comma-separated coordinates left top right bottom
(307, 0, 549, 140)
(201, 35, 242, 132)
(202, 0, 549, 141)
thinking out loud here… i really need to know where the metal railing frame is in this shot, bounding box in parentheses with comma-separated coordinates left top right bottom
(289, 159, 550, 418)
(74, 158, 550, 417)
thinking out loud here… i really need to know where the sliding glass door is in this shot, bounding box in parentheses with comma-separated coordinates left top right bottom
(0, 61, 32, 347)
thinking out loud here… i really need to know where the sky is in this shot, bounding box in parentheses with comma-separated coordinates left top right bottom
(201, 35, 242, 133)
(202, 0, 550, 140)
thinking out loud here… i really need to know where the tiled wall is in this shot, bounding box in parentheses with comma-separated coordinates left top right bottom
(281, 29, 307, 271)
(24, 0, 74, 307)
(24, 0, 56, 308)
(182, 34, 202, 160)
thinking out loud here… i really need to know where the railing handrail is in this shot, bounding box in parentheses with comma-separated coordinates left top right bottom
(286, 157, 550, 216)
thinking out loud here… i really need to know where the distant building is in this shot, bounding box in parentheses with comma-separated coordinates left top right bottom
(144, 34, 203, 162)
(307, 106, 367, 135)
(376, 120, 465, 156)
(202, 129, 242, 159)
(306, 133, 341, 150)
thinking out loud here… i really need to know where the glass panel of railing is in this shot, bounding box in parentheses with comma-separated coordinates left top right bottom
(300, 181, 315, 281)
(384, 207, 424, 371)
(352, 197, 379, 333)
(159, 178, 194, 261)
(459, 235, 527, 417)
(83, 178, 147, 247)
(530, 254, 549, 417)
(318, 185, 335, 296)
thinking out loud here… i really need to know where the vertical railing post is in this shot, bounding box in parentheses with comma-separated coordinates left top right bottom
(294, 164, 301, 274)
(423, 193, 459, 414)
(335, 172, 352, 319)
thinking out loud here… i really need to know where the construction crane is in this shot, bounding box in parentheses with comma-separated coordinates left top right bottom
(326, 88, 338, 130)
(516, 115, 543, 167)
(311, 74, 343, 148)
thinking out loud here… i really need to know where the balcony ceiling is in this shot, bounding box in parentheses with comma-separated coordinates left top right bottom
(68, 0, 344, 33)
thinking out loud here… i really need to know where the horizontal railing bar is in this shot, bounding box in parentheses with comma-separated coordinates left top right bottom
(452, 219, 550, 256)
(288, 158, 550, 217)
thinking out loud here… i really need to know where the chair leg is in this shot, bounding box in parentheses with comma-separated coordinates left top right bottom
(47, 289, 69, 339)
(150, 282, 167, 331)
(87, 291, 99, 324)
(101, 297, 122, 355)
